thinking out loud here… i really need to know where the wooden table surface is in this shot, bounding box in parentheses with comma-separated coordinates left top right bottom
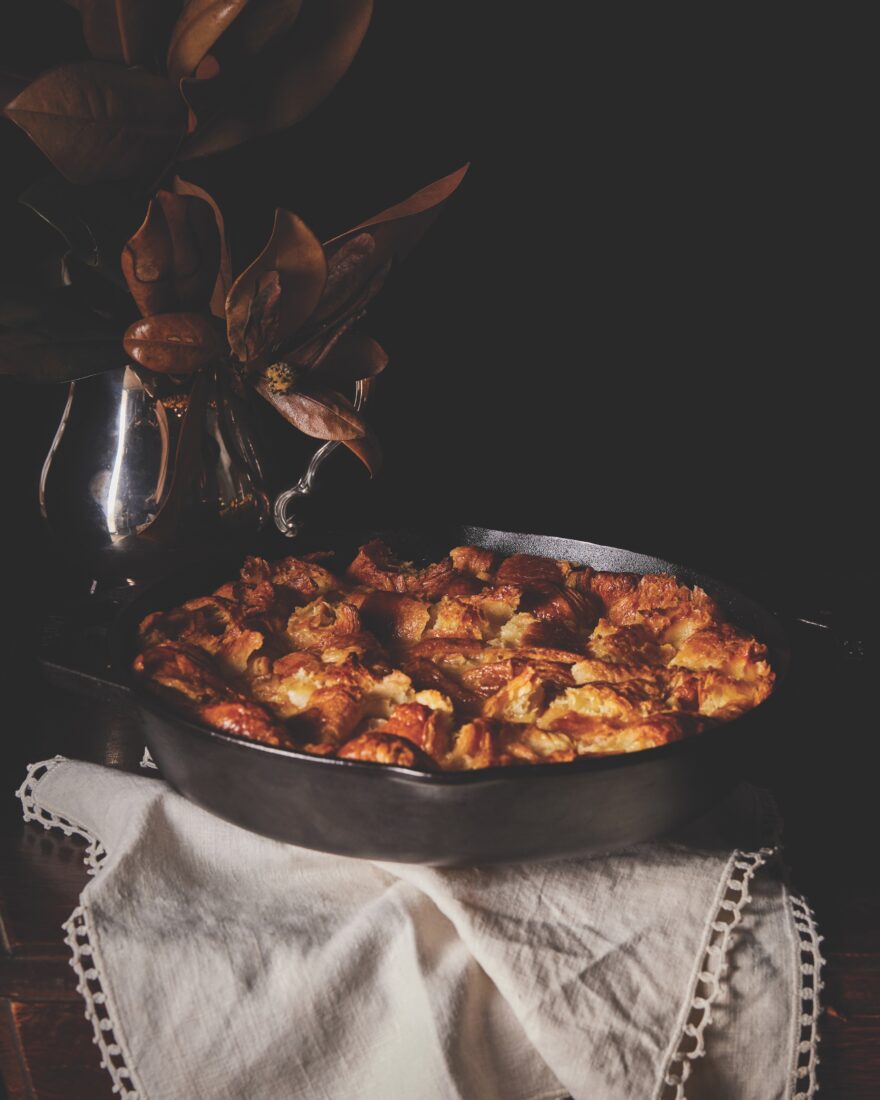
(1, 622, 877, 1099)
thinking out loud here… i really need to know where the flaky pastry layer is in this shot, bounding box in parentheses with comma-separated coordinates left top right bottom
(133, 541, 774, 770)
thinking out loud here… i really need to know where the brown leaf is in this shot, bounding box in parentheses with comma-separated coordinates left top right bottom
(124, 312, 226, 373)
(3, 62, 186, 184)
(122, 190, 221, 316)
(19, 172, 145, 287)
(0, 328, 122, 382)
(172, 175, 232, 317)
(195, 54, 221, 80)
(299, 253, 390, 361)
(226, 208, 326, 361)
(179, 54, 222, 134)
(236, 269, 282, 362)
(1, 68, 28, 108)
(343, 426, 381, 476)
(255, 380, 366, 439)
(166, 0, 249, 80)
(0, 285, 122, 382)
(311, 165, 468, 326)
(230, 0, 304, 57)
(180, 0, 372, 159)
(313, 333, 387, 384)
(312, 231, 374, 322)
(328, 163, 469, 262)
(80, 0, 179, 66)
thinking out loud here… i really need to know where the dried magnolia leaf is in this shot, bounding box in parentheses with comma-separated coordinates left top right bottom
(3, 62, 186, 184)
(0, 285, 122, 382)
(0, 327, 122, 382)
(314, 332, 387, 384)
(124, 311, 226, 373)
(19, 173, 144, 288)
(327, 163, 469, 264)
(179, 54, 222, 134)
(310, 166, 468, 328)
(180, 0, 372, 159)
(166, 0, 249, 80)
(230, 0, 304, 57)
(226, 208, 326, 362)
(307, 253, 391, 349)
(255, 379, 366, 439)
(343, 164, 469, 240)
(234, 269, 282, 362)
(172, 175, 232, 317)
(312, 231, 374, 322)
(122, 190, 220, 316)
(1, 68, 28, 108)
(343, 426, 381, 476)
(195, 53, 221, 79)
(80, 0, 178, 65)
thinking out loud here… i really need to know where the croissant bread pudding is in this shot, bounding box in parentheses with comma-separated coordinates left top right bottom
(133, 541, 775, 770)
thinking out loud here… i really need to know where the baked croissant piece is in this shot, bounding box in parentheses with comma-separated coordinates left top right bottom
(134, 542, 775, 770)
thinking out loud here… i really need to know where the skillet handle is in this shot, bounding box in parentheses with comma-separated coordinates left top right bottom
(40, 657, 133, 703)
(40, 580, 137, 703)
(776, 600, 869, 663)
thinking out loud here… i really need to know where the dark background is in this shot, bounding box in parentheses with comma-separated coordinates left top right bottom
(0, 6, 871, 735)
(1, 4, 870, 588)
(0, 10, 876, 1094)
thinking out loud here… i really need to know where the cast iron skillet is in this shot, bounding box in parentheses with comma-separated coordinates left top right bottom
(94, 525, 788, 865)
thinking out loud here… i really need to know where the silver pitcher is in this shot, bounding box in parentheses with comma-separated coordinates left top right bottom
(39, 364, 364, 576)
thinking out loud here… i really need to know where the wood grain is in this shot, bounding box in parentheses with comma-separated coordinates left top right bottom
(2, 1000, 114, 1100)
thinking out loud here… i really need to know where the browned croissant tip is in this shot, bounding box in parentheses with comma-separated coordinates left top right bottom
(134, 540, 774, 768)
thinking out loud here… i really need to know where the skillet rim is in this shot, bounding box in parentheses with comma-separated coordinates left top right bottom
(122, 526, 789, 786)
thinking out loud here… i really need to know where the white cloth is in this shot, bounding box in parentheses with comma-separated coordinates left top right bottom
(17, 757, 822, 1100)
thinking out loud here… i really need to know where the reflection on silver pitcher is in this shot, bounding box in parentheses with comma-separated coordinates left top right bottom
(40, 365, 270, 569)
(40, 363, 370, 576)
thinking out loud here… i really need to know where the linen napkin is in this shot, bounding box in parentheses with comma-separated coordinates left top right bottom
(17, 756, 822, 1100)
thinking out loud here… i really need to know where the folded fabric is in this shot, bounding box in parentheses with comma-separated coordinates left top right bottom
(17, 757, 822, 1100)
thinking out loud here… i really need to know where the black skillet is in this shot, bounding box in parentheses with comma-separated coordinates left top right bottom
(48, 525, 790, 866)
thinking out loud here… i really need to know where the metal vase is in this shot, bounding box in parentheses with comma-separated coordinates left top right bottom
(39, 364, 370, 579)
(39, 365, 271, 576)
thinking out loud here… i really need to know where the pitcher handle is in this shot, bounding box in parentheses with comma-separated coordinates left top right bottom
(272, 379, 370, 538)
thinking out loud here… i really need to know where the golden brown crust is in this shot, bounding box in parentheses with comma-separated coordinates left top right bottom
(347, 540, 456, 600)
(461, 657, 575, 698)
(528, 586, 601, 633)
(587, 621, 673, 666)
(135, 541, 775, 770)
(496, 553, 573, 591)
(336, 731, 434, 768)
(379, 700, 454, 762)
(398, 656, 483, 714)
(197, 701, 293, 748)
(449, 545, 499, 580)
(357, 591, 431, 645)
(445, 718, 508, 769)
(133, 642, 238, 706)
(482, 669, 549, 724)
(270, 554, 338, 601)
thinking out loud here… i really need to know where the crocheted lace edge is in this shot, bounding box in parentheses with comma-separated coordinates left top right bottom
(19, 757, 824, 1100)
(789, 892, 825, 1096)
(17, 758, 144, 1100)
(660, 847, 824, 1099)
